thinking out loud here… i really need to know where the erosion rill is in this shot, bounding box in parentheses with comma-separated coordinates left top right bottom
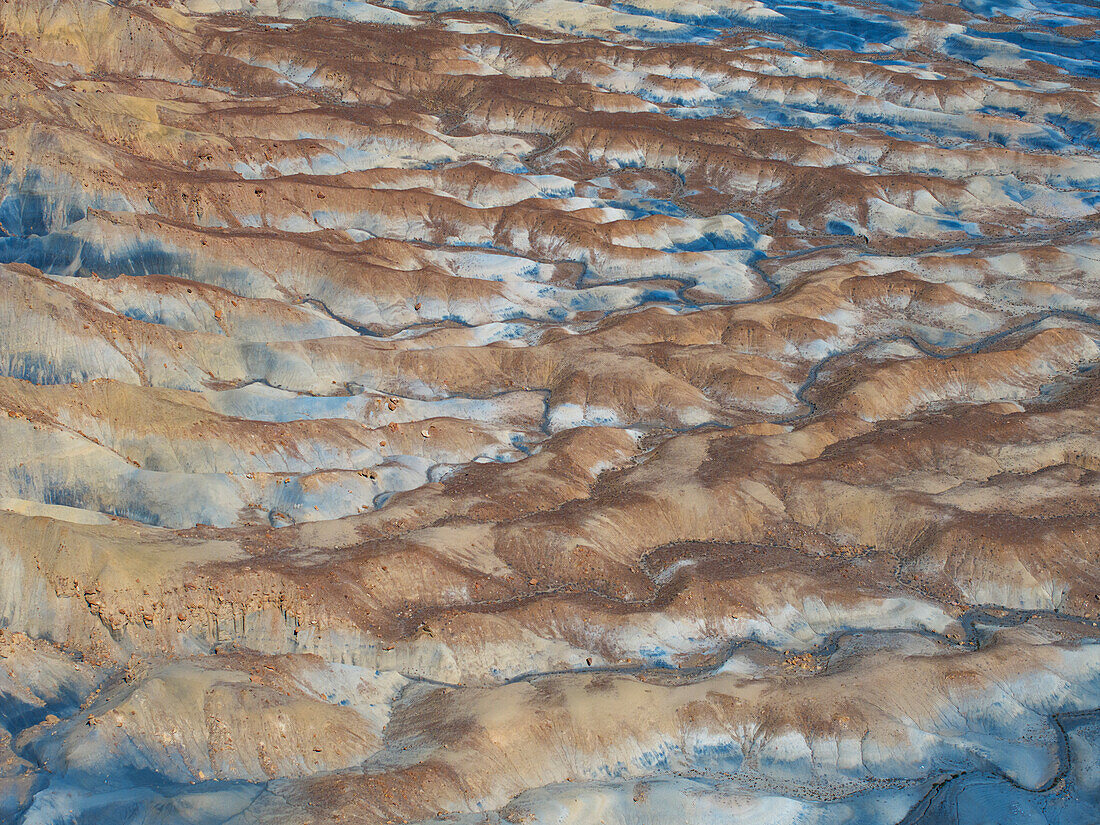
(1, 0, 1100, 822)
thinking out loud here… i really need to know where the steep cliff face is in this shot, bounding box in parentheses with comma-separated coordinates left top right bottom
(2, 0, 1100, 821)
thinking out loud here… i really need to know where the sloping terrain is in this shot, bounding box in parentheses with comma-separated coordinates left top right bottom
(2, 0, 1100, 822)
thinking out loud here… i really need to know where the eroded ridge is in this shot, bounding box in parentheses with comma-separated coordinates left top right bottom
(1, 0, 1100, 821)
